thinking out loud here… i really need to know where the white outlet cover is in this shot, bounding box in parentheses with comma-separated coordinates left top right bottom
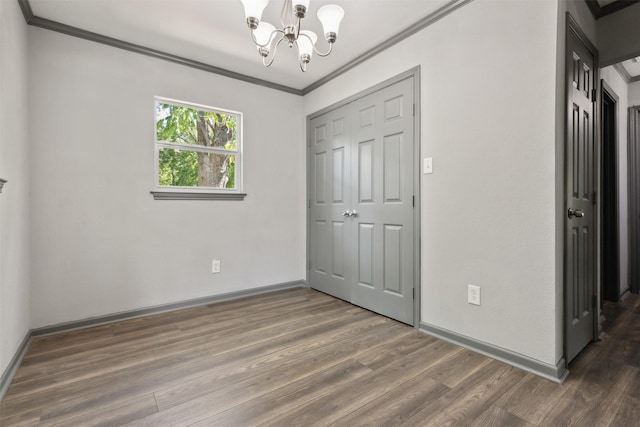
(468, 284, 480, 306)
(423, 157, 433, 174)
(212, 259, 221, 273)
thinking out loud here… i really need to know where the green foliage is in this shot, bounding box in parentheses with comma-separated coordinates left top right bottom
(158, 149, 198, 187)
(156, 103, 238, 188)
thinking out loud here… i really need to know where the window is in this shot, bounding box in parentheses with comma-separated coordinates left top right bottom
(151, 97, 245, 200)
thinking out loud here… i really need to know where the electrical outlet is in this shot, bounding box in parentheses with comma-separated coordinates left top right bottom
(468, 284, 480, 306)
(212, 259, 221, 274)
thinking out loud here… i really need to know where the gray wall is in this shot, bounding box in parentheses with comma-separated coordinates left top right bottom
(28, 28, 306, 328)
(0, 0, 31, 376)
(598, 3, 640, 67)
(306, 0, 561, 367)
(630, 81, 640, 106)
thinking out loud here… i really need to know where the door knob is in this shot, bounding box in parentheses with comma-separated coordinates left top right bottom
(349, 210, 358, 218)
(568, 208, 585, 219)
(342, 210, 350, 217)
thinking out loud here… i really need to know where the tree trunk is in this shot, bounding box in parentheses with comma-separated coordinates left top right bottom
(196, 112, 232, 188)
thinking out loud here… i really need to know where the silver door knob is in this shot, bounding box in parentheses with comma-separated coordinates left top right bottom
(349, 210, 358, 218)
(568, 208, 584, 219)
(342, 210, 350, 217)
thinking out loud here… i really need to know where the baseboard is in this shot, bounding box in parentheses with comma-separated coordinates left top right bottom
(419, 322, 568, 383)
(0, 331, 32, 401)
(0, 280, 305, 402)
(32, 280, 306, 337)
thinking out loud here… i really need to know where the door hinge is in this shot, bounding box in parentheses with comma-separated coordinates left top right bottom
(592, 88, 597, 102)
(592, 192, 597, 205)
(413, 104, 415, 117)
(412, 288, 415, 299)
(592, 294, 597, 309)
(412, 195, 415, 207)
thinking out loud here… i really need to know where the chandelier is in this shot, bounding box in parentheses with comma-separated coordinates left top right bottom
(240, 0, 345, 71)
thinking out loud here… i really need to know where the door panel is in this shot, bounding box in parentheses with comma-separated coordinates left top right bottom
(309, 105, 351, 302)
(350, 77, 415, 324)
(565, 26, 596, 363)
(308, 76, 416, 325)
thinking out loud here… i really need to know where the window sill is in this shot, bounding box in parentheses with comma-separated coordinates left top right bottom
(150, 191, 246, 201)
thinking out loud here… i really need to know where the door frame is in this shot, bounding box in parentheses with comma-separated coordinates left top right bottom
(600, 80, 620, 302)
(306, 67, 422, 327)
(629, 105, 640, 294)
(563, 13, 601, 364)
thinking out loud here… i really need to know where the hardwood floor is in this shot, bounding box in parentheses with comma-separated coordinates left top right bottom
(1, 288, 639, 426)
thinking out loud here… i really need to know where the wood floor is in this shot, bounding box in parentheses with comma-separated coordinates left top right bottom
(1, 288, 639, 426)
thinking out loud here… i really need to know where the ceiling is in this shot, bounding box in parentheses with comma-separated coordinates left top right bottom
(28, 0, 453, 92)
(618, 57, 640, 79)
(596, 0, 619, 6)
(586, 0, 640, 19)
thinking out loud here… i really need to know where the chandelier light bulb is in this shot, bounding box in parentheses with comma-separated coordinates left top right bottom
(254, 21, 275, 46)
(240, 0, 269, 28)
(317, 4, 344, 42)
(297, 30, 317, 60)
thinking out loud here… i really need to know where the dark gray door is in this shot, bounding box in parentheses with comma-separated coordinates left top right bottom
(309, 76, 415, 324)
(565, 24, 597, 363)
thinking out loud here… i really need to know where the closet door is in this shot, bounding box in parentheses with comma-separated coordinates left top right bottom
(350, 77, 415, 324)
(309, 105, 352, 302)
(308, 76, 415, 325)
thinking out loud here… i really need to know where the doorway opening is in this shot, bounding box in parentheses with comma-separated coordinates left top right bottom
(601, 81, 620, 303)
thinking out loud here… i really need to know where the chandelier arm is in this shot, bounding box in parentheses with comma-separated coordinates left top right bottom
(295, 15, 302, 40)
(313, 42, 334, 58)
(299, 59, 307, 72)
(250, 27, 285, 48)
(263, 36, 286, 67)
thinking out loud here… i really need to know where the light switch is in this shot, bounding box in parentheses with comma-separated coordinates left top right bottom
(423, 157, 433, 174)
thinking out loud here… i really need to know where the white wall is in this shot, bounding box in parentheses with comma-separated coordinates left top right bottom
(600, 66, 630, 295)
(630, 81, 640, 106)
(0, 0, 31, 375)
(28, 29, 306, 328)
(305, 0, 560, 366)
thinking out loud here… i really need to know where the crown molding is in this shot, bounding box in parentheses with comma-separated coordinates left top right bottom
(612, 63, 640, 84)
(613, 63, 632, 83)
(17, 0, 473, 97)
(301, 0, 473, 95)
(17, 0, 302, 96)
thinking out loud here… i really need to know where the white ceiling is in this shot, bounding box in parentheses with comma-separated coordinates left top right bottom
(620, 57, 640, 78)
(29, 0, 453, 91)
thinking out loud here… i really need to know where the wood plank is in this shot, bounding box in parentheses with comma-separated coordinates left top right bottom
(1, 290, 639, 427)
(259, 339, 460, 427)
(401, 361, 525, 426)
(329, 369, 450, 426)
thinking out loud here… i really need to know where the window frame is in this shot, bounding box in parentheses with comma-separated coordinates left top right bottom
(151, 97, 245, 201)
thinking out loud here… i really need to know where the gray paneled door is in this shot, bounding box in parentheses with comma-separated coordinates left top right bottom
(565, 23, 596, 363)
(309, 76, 415, 324)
